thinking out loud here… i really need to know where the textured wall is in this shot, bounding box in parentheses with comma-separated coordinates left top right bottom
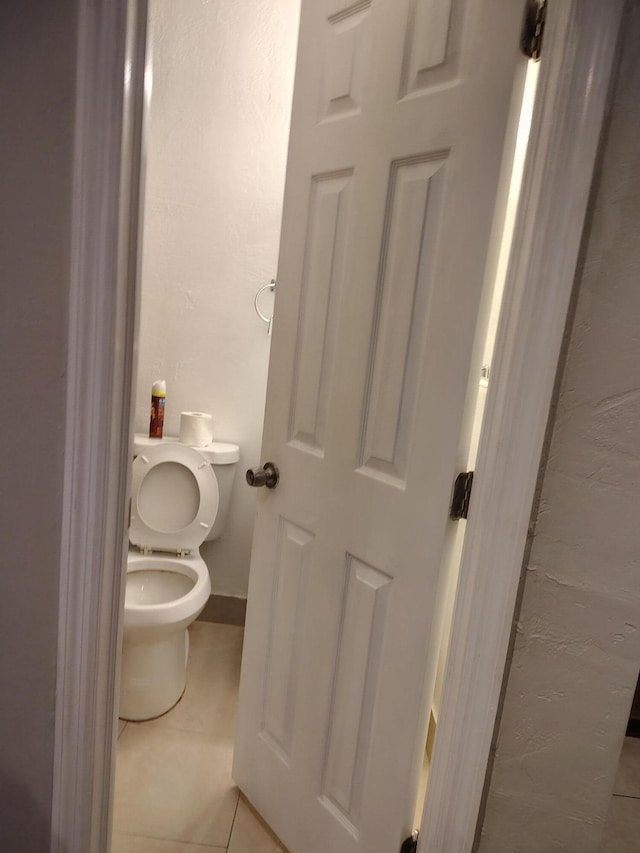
(0, 1, 77, 847)
(134, 0, 299, 596)
(477, 8, 640, 851)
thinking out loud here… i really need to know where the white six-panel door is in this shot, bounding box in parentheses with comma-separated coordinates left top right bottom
(233, 2, 525, 851)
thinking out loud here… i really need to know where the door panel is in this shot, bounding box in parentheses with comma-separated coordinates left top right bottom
(234, 2, 526, 851)
(289, 170, 353, 455)
(322, 557, 391, 830)
(261, 519, 314, 761)
(359, 153, 446, 485)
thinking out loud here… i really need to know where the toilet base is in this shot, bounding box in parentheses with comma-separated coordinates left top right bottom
(119, 626, 190, 721)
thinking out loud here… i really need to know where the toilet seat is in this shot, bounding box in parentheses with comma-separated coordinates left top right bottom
(130, 442, 219, 555)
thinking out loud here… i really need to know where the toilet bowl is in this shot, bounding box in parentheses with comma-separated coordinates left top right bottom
(119, 435, 239, 721)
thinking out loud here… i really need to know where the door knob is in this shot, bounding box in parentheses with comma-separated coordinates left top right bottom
(246, 462, 279, 489)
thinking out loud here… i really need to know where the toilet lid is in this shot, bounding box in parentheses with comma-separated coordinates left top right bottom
(129, 443, 219, 554)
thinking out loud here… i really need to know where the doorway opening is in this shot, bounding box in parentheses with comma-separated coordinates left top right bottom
(116, 2, 540, 851)
(48, 0, 625, 850)
(112, 0, 300, 849)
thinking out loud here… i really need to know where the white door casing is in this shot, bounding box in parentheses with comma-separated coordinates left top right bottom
(233, 2, 526, 852)
(45, 2, 624, 852)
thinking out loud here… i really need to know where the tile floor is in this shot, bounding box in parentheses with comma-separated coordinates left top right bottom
(113, 621, 639, 852)
(601, 737, 640, 852)
(111, 621, 287, 853)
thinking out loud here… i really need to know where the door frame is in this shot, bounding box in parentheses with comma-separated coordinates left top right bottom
(50, 2, 624, 852)
(50, 1, 149, 851)
(418, 2, 624, 850)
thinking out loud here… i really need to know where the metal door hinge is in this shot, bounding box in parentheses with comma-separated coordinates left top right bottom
(521, 0, 546, 61)
(401, 830, 419, 853)
(450, 471, 474, 520)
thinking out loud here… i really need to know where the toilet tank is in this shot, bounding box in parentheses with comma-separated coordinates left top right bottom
(197, 441, 239, 541)
(132, 435, 239, 542)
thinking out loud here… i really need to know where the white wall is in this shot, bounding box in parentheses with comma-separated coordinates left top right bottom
(0, 1, 77, 846)
(134, 0, 299, 596)
(477, 7, 640, 850)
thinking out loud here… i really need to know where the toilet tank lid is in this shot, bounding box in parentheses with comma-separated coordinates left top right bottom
(134, 434, 239, 464)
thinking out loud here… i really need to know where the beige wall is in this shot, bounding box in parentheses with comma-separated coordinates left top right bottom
(477, 7, 640, 850)
(0, 1, 78, 847)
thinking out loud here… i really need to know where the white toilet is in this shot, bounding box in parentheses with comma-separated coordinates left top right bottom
(119, 434, 239, 721)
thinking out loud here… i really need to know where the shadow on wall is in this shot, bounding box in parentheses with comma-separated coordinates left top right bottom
(0, 768, 68, 853)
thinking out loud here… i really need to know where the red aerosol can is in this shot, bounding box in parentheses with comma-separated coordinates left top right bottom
(149, 379, 166, 438)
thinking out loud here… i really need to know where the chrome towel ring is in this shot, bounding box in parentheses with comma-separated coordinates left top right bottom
(254, 279, 276, 335)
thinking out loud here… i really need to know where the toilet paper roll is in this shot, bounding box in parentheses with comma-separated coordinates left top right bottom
(179, 412, 213, 447)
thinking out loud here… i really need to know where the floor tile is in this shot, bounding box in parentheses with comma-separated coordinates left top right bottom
(613, 737, 640, 798)
(143, 622, 243, 739)
(601, 795, 640, 852)
(113, 725, 238, 847)
(111, 832, 225, 852)
(227, 796, 288, 853)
